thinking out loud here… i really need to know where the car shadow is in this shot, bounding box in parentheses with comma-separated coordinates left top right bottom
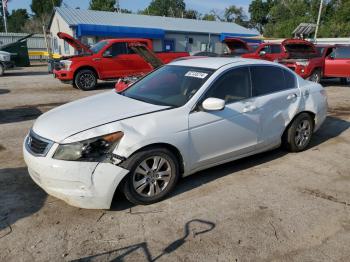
(0, 107, 42, 124)
(0, 167, 47, 233)
(0, 89, 10, 95)
(321, 78, 349, 87)
(0, 102, 66, 124)
(4, 70, 50, 77)
(72, 219, 215, 261)
(112, 114, 350, 211)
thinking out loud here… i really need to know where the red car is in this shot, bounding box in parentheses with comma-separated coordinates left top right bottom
(53, 33, 189, 90)
(318, 45, 350, 84)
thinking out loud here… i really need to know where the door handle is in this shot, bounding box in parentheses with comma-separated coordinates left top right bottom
(287, 93, 297, 100)
(243, 105, 257, 113)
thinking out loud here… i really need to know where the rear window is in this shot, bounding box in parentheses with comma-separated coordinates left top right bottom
(251, 66, 287, 96)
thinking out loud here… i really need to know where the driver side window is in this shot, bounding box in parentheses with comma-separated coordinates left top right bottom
(104, 42, 128, 57)
(205, 67, 251, 104)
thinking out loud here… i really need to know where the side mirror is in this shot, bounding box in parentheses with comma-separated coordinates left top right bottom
(259, 50, 266, 56)
(202, 98, 225, 111)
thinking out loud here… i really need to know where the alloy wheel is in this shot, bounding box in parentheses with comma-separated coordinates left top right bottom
(295, 120, 311, 148)
(78, 73, 95, 89)
(132, 156, 172, 197)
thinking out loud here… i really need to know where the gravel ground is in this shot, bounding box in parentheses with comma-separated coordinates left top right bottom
(0, 65, 349, 262)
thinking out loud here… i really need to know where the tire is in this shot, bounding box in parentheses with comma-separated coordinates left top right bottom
(0, 63, 4, 76)
(340, 78, 348, 85)
(122, 148, 180, 205)
(282, 113, 314, 152)
(74, 69, 97, 91)
(308, 69, 321, 83)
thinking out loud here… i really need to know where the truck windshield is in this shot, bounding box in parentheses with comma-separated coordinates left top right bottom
(122, 65, 214, 107)
(90, 41, 109, 54)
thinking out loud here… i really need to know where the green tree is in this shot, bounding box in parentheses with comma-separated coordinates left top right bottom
(183, 9, 199, 19)
(141, 0, 186, 17)
(31, 0, 62, 24)
(249, 0, 272, 34)
(7, 9, 29, 33)
(89, 0, 116, 12)
(202, 13, 216, 21)
(223, 5, 251, 27)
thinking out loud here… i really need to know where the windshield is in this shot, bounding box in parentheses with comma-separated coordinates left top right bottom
(122, 65, 214, 107)
(90, 40, 109, 54)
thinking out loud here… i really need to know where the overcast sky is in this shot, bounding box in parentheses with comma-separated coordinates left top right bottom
(8, 0, 252, 16)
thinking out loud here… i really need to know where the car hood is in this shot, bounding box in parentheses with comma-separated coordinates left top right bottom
(282, 39, 317, 58)
(33, 91, 169, 142)
(57, 32, 92, 53)
(224, 38, 251, 52)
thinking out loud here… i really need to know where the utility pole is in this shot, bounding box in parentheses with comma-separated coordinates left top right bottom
(314, 0, 323, 42)
(115, 0, 120, 13)
(2, 0, 8, 33)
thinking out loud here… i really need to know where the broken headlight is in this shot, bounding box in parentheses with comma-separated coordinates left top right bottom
(53, 132, 124, 161)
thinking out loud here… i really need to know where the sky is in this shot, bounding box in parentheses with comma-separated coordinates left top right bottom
(7, 0, 252, 16)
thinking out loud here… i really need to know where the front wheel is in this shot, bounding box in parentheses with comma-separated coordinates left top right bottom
(74, 69, 97, 91)
(282, 113, 314, 152)
(308, 69, 321, 83)
(122, 148, 180, 205)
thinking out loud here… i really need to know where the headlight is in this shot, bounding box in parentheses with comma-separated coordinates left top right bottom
(60, 60, 73, 70)
(296, 61, 309, 67)
(53, 132, 124, 161)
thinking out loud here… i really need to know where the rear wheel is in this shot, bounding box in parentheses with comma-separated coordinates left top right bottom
(74, 69, 97, 91)
(308, 69, 321, 83)
(0, 63, 4, 76)
(122, 148, 180, 205)
(282, 113, 314, 152)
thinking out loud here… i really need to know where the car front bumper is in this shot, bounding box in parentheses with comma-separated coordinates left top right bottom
(23, 137, 129, 209)
(53, 69, 74, 82)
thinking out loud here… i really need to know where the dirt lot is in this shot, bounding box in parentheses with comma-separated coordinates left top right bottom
(0, 65, 349, 262)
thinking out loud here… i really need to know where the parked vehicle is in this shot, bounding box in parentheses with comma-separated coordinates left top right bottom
(317, 44, 350, 84)
(24, 58, 327, 209)
(53, 33, 189, 90)
(0, 50, 14, 76)
(194, 38, 258, 57)
(277, 39, 323, 82)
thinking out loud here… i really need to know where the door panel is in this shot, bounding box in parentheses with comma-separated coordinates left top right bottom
(188, 66, 258, 170)
(189, 100, 259, 169)
(324, 47, 350, 77)
(250, 66, 301, 146)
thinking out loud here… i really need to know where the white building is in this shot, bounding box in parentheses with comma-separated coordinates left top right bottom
(49, 7, 259, 56)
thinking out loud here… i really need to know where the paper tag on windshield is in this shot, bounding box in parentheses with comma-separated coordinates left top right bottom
(185, 71, 208, 79)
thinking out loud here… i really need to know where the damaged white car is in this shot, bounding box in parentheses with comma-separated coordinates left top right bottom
(23, 58, 327, 209)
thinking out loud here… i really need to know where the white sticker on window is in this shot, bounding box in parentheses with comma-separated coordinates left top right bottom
(185, 71, 208, 79)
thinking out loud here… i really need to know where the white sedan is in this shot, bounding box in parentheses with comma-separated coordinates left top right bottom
(23, 58, 327, 209)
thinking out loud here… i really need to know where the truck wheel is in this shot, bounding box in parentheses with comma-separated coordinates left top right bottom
(340, 78, 348, 85)
(122, 148, 180, 205)
(308, 69, 321, 83)
(0, 63, 4, 76)
(282, 113, 314, 152)
(74, 69, 97, 91)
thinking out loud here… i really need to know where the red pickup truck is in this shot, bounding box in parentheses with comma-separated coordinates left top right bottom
(317, 44, 350, 84)
(54, 33, 189, 90)
(242, 39, 350, 83)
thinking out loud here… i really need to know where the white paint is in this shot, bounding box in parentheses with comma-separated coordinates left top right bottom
(23, 58, 328, 209)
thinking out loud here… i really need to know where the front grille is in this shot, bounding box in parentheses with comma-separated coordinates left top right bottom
(26, 131, 53, 156)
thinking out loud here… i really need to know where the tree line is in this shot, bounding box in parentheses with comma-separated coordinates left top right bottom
(0, 0, 349, 38)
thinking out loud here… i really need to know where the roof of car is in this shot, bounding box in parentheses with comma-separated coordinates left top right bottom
(169, 57, 277, 70)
